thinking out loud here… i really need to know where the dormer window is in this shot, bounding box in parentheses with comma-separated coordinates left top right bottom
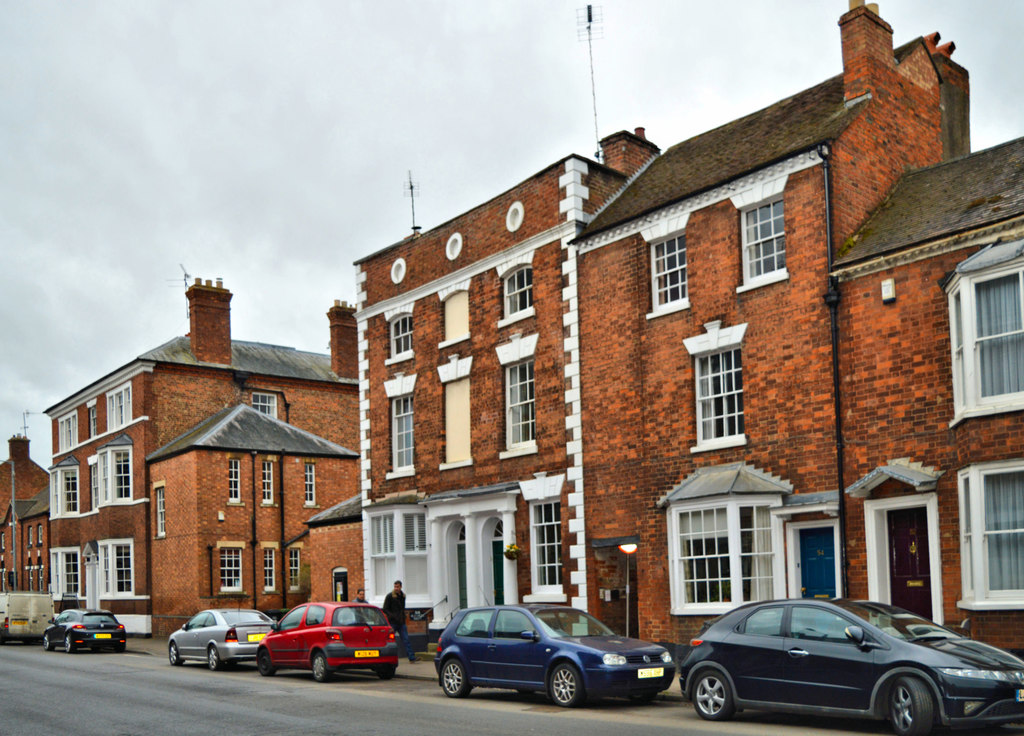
(742, 198, 787, 286)
(504, 267, 533, 319)
(390, 315, 413, 360)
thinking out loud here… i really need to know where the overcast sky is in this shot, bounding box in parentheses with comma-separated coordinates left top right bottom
(3, 0, 1022, 464)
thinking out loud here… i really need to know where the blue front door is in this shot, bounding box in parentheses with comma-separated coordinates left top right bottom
(799, 527, 836, 598)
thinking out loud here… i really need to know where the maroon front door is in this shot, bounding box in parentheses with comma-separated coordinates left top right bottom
(888, 507, 932, 619)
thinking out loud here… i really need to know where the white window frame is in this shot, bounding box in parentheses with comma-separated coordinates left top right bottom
(111, 448, 132, 501)
(52, 468, 79, 517)
(740, 197, 788, 289)
(530, 501, 563, 596)
(389, 314, 414, 361)
(262, 460, 274, 504)
(367, 507, 428, 603)
(98, 538, 134, 597)
(58, 412, 77, 453)
(651, 233, 689, 311)
(695, 347, 745, 448)
(99, 451, 110, 504)
(505, 360, 536, 451)
(503, 266, 534, 321)
(219, 547, 243, 592)
(252, 392, 277, 418)
(50, 548, 81, 598)
(263, 548, 276, 591)
(89, 457, 99, 510)
(288, 548, 301, 591)
(304, 462, 316, 506)
(106, 382, 132, 432)
(684, 322, 748, 453)
(87, 401, 97, 438)
(948, 261, 1024, 421)
(391, 395, 415, 472)
(667, 495, 784, 615)
(959, 461, 1024, 609)
(228, 459, 240, 502)
(155, 486, 166, 537)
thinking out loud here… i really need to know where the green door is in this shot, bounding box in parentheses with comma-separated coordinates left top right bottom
(457, 542, 468, 609)
(492, 540, 504, 605)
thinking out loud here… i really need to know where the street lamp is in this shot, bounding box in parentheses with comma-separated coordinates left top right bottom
(618, 542, 637, 638)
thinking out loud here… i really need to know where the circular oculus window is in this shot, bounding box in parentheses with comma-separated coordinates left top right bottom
(446, 232, 463, 261)
(390, 258, 407, 284)
(506, 201, 525, 233)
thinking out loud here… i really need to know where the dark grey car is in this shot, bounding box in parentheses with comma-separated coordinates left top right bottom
(168, 608, 274, 670)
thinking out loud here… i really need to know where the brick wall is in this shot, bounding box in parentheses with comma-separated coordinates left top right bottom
(307, 520, 363, 603)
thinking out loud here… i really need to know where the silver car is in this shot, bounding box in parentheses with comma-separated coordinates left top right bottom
(168, 609, 274, 670)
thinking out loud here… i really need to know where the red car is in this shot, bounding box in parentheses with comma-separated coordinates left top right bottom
(256, 602, 398, 681)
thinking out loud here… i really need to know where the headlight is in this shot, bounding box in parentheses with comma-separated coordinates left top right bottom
(603, 653, 627, 666)
(661, 651, 673, 663)
(938, 667, 1024, 683)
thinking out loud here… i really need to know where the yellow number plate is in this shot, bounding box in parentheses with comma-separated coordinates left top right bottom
(354, 650, 379, 658)
(637, 667, 664, 679)
(12, 619, 28, 626)
(95, 633, 112, 639)
(247, 633, 266, 643)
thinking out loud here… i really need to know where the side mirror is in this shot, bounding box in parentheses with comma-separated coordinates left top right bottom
(520, 630, 539, 641)
(271, 622, 281, 632)
(844, 625, 865, 644)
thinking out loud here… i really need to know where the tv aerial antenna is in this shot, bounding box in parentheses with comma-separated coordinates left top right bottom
(577, 4, 604, 162)
(404, 171, 421, 234)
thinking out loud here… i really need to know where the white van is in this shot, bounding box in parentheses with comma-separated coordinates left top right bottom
(0, 592, 55, 643)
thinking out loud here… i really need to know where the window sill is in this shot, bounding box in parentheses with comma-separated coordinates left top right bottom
(386, 467, 416, 480)
(646, 300, 690, 321)
(439, 458, 474, 471)
(303, 503, 319, 509)
(949, 399, 1024, 428)
(497, 307, 535, 329)
(671, 603, 734, 616)
(523, 592, 567, 604)
(438, 334, 471, 350)
(957, 598, 1024, 611)
(500, 443, 538, 460)
(736, 269, 789, 294)
(227, 501, 245, 507)
(261, 502, 276, 507)
(690, 435, 748, 454)
(385, 351, 414, 367)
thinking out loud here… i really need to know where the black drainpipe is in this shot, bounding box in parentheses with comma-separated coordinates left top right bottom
(818, 142, 848, 597)
(250, 451, 259, 609)
(207, 544, 214, 597)
(279, 450, 287, 610)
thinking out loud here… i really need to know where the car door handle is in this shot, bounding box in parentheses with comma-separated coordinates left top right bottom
(788, 648, 809, 658)
(487, 644, 496, 650)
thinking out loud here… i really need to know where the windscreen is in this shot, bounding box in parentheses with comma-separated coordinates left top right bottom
(835, 601, 958, 641)
(535, 608, 615, 638)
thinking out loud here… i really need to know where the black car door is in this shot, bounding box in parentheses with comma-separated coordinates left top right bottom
(718, 604, 790, 703)
(784, 605, 876, 710)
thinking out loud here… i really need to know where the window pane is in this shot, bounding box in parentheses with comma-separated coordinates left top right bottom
(392, 396, 414, 468)
(984, 471, 1024, 591)
(504, 267, 533, 317)
(654, 235, 688, 307)
(744, 199, 786, 279)
(697, 349, 744, 442)
(390, 315, 413, 357)
(975, 275, 1024, 398)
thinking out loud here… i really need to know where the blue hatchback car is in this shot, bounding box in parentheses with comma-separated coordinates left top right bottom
(434, 604, 675, 706)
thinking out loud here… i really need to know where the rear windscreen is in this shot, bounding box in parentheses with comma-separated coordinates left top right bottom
(83, 614, 118, 626)
(222, 610, 271, 625)
(333, 606, 388, 627)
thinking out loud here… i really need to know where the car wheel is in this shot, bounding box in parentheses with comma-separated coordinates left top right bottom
(440, 658, 472, 698)
(256, 648, 276, 677)
(889, 676, 934, 736)
(311, 651, 331, 682)
(548, 662, 586, 708)
(42, 633, 55, 652)
(375, 665, 396, 680)
(207, 645, 224, 671)
(168, 642, 183, 666)
(64, 632, 76, 654)
(692, 669, 735, 721)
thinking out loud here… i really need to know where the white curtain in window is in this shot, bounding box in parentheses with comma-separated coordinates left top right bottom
(976, 275, 1024, 398)
(984, 471, 1024, 590)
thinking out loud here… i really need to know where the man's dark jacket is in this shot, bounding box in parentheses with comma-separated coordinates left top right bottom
(382, 590, 406, 628)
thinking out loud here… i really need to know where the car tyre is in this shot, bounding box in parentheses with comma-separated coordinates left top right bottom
(42, 633, 55, 652)
(207, 644, 224, 671)
(64, 632, 76, 654)
(311, 651, 331, 682)
(548, 662, 586, 708)
(375, 665, 396, 680)
(692, 669, 735, 721)
(168, 641, 183, 666)
(889, 676, 934, 736)
(256, 648, 276, 677)
(440, 658, 472, 698)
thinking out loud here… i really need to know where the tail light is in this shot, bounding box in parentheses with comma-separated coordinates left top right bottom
(690, 638, 703, 646)
(225, 627, 237, 643)
(326, 629, 341, 642)
(116, 624, 125, 631)
(2, 616, 8, 629)
(436, 642, 443, 653)
(388, 631, 395, 641)
(72, 624, 85, 630)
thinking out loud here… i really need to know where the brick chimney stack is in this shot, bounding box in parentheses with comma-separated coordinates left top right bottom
(599, 128, 660, 177)
(8, 435, 30, 465)
(186, 278, 233, 365)
(327, 300, 357, 379)
(839, 0, 894, 103)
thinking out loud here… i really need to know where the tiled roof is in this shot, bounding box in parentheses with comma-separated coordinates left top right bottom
(836, 137, 1024, 266)
(306, 494, 363, 527)
(140, 336, 350, 384)
(583, 73, 868, 238)
(13, 487, 49, 519)
(147, 404, 358, 462)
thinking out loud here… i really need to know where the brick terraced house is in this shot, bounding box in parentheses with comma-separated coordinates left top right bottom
(572, 1, 973, 645)
(1, 436, 50, 593)
(834, 136, 1024, 650)
(44, 279, 361, 634)
(353, 133, 657, 642)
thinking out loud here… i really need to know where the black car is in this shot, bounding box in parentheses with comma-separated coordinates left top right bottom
(42, 609, 126, 653)
(678, 599, 1024, 736)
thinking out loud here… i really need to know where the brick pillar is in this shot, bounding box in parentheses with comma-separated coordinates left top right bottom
(839, 1, 894, 103)
(327, 300, 357, 379)
(186, 278, 233, 365)
(599, 128, 660, 177)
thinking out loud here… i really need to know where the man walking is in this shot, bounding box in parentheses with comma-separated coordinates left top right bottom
(383, 580, 416, 663)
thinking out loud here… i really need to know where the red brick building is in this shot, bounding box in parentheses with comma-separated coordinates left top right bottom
(354, 138, 656, 640)
(834, 136, 1024, 649)
(305, 494, 363, 603)
(1, 436, 49, 592)
(573, 2, 970, 645)
(44, 279, 360, 634)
